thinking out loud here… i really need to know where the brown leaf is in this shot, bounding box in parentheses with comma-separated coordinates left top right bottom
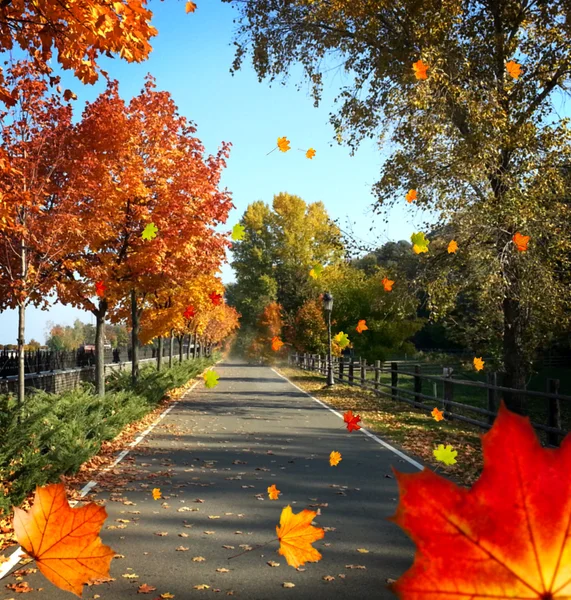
(137, 583, 157, 593)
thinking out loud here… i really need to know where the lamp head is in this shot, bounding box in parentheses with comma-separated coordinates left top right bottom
(322, 291, 333, 311)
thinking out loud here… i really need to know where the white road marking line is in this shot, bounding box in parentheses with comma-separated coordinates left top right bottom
(272, 367, 425, 471)
(0, 358, 223, 580)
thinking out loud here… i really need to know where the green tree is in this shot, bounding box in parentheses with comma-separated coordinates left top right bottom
(225, 0, 571, 412)
(286, 298, 328, 355)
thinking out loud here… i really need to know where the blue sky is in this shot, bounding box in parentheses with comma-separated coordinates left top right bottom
(0, 0, 566, 344)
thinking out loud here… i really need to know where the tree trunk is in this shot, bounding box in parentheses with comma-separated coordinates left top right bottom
(157, 336, 163, 371)
(17, 299, 25, 417)
(193, 330, 198, 359)
(94, 300, 108, 397)
(169, 330, 174, 368)
(131, 289, 140, 385)
(186, 333, 191, 360)
(502, 296, 527, 415)
(198, 335, 202, 358)
(178, 335, 183, 363)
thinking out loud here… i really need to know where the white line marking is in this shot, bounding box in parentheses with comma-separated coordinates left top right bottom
(272, 367, 425, 471)
(0, 358, 223, 580)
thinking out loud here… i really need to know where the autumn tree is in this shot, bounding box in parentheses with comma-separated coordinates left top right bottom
(286, 298, 328, 355)
(247, 301, 284, 364)
(225, 0, 571, 412)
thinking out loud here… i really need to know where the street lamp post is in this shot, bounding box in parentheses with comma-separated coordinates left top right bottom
(322, 292, 334, 386)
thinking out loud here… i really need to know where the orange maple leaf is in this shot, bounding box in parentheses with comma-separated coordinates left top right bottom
(356, 319, 368, 333)
(268, 484, 281, 500)
(95, 280, 106, 298)
(186, 1, 197, 13)
(152, 488, 161, 500)
(447, 240, 458, 254)
(405, 189, 417, 203)
(431, 407, 444, 422)
(306, 148, 316, 159)
(382, 277, 395, 292)
(343, 410, 361, 432)
(412, 59, 428, 80)
(388, 400, 571, 599)
(506, 60, 521, 79)
(473, 357, 485, 371)
(276, 505, 325, 568)
(329, 451, 342, 466)
(12, 483, 115, 597)
(271, 336, 284, 352)
(277, 137, 291, 152)
(513, 232, 530, 252)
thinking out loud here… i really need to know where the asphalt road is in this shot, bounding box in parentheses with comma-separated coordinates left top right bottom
(1, 357, 431, 600)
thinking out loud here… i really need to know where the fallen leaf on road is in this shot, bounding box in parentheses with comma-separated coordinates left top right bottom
(282, 582, 295, 588)
(137, 583, 157, 593)
(222, 545, 235, 549)
(6, 582, 33, 593)
(122, 573, 139, 578)
(194, 584, 210, 590)
(192, 556, 206, 562)
(175, 546, 189, 551)
(346, 565, 367, 569)
(216, 568, 230, 573)
(208, 516, 220, 519)
(267, 561, 280, 567)
(204, 531, 215, 534)
(155, 532, 168, 536)
(323, 575, 335, 581)
(357, 548, 369, 553)
(161, 594, 175, 599)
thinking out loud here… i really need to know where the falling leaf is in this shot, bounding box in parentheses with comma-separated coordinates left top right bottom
(276, 505, 325, 568)
(231, 223, 245, 241)
(412, 59, 428, 79)
(356, 320, 368, 333)
(447, 240, 458, 254)
(343, 410, 361, 432)
(382, 277, 394, 292)
(506, 60, 521, 79)
(268, 484, 281, 500)
(137, 583, 157, 593)
(277, 137, 291, 152)
(431, 408, 444, 422)
(329, 451, 342, 467)
(433, 444, 458, 465)
(411, 232, 430, 254)
(183, 305, 195, 320)
(186, 1, 197, 12)
(333, 331, 350, 349)
(12, 483, 115, 597)
(306, 148, 316, 159)
(405, 189, 417, 203)
(204, 370, 219, 388)
(389, 401, 571, 598)
(309, 263, 323, 278)
(63, 89, 77, 101)
(95, 280, 106, 298)
(142, 222, 158, 241)
(473, 357, 485, 371)
(513, 232, 530, 252)
(152, 488, 161, 500)
(271, 336, 284, 352)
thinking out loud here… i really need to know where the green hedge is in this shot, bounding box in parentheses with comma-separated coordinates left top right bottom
(0, 354, 218, 516)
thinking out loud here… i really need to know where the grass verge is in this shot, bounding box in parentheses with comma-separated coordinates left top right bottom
(276, 364, 486, 490)
(0, 354, 219, 523)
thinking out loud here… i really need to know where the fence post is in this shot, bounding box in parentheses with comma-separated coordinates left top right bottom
(414, 365, 422, 405)
(360, 359, 367, 388)
(443, 369, 454, 420)
(374, 360, 380, 392)
(391, 362, 398, 400)
(339, 357, 344, 381)
(547, 378, 561, 447)
(317, 354, 321, 373)
(487, 372, 497, 425)
(348, 359, 354, 385)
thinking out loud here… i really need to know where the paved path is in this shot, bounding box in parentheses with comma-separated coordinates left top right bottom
(1, 357, 430, 600)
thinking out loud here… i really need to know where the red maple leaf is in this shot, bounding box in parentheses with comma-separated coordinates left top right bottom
(388, 400, 571, 599)
(343, 410, 361, 432)
(95, 280, 106, 297)
(183, 305, 195, 320)
(209, 292, 222, 305)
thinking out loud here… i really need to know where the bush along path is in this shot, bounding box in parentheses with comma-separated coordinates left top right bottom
(0, 354, 220, 558)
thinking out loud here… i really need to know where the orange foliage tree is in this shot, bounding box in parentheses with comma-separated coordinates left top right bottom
(248, 301, 283, 364)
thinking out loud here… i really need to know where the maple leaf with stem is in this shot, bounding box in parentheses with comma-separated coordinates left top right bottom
(268, 484, 281, 500)
(152, 488, 161, 500)
(95, 280, 106, 298)
(203, 370, 219, 388)
(405, 189, 417, 203)
(183, 305, 195, 320)
(329, 451, 342, 466)
(473, 357, 485, 371)
(505, 60, 521, 79)
(513, 232, 530, 252)
(306, 148, 316, 159)
(433, 444, 458, 465)
(231, 223, 245, 241)
(277, 137, 291, 152)
(343, 410, 361, 432)
(276, 505, 325, 568)
(12, 483, 116, 597)
(412, 59, 428, 79)
(431, 407, 444, 422)
(382, 277, 394, 292)
(389, 401, 571, 599)
(271, 336, 284, 352)
(356, 319, 368, 333)
(447, 240, 458, 253)
(141, 222, 158, 241)
(334, 331, 350, 349)
(411, 232, 429, 254)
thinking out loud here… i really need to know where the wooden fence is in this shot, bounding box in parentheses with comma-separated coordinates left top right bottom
(289, 353, 570, 448)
